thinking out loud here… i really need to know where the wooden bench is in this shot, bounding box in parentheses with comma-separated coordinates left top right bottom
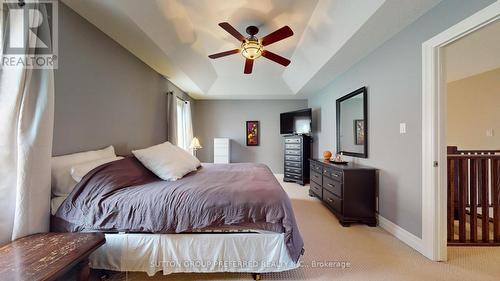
(0, 233, 105, 281)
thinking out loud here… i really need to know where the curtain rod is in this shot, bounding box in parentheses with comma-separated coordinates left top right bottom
(168, 91, 188, 103)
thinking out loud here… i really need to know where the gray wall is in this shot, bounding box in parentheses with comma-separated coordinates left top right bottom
(308, 0, 495, 238)
(53, 3, 189, 156)
(193, 100, 308, 173)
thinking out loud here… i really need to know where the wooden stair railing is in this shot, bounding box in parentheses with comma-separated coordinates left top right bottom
(447, 151, 500, 245)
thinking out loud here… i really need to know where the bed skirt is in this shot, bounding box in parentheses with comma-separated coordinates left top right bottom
(89, 232, 299, 276)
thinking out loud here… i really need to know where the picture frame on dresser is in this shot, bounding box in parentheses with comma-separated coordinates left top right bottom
(354, 119, 365, 145)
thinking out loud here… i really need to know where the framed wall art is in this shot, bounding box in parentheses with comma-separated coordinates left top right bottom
(246, 121, 259, 146)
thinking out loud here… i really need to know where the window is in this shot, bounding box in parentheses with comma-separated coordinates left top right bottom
(176, 98, 193, 153)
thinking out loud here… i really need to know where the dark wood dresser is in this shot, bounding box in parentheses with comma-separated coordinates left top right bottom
(309, 159, 377, 226)
(283, 135, 311, 185)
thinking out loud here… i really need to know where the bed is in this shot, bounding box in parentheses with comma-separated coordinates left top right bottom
(51, 157, 304, 277)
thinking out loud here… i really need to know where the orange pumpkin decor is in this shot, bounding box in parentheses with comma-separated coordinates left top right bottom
(323, 150, 332, 160)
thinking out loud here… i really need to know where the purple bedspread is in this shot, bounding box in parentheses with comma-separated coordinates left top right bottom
(52, 157, 304, 262)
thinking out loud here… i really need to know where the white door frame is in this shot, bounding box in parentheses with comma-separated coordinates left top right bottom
(421, 1, 500, 261)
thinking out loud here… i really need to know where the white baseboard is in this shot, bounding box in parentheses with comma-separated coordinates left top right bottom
(378, 215, 423, 253)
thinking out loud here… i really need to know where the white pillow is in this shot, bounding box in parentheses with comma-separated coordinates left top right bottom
(132, 142, 198, 181)
(51, 146, 116, 196)
(169, 144, 201, 168)
(70, 156, 124, 182)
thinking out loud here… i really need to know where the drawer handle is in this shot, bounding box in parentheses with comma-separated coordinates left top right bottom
(333, 174, 340, 178)
(327, 183, 334, 188)
(327, 198, 334, 204)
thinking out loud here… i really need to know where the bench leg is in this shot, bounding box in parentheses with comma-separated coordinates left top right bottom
(77, 258, 90, 281)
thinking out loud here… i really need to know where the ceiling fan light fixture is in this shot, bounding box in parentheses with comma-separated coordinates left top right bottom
(241, 39, 263, 60)
(208, 23, 293, 74)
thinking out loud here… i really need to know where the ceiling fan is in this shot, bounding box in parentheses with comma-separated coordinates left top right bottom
(208, 22, 294, 74)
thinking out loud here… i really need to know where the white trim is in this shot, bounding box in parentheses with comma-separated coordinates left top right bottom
(378, 215, 423, 253)
(421, 2, 500, 261)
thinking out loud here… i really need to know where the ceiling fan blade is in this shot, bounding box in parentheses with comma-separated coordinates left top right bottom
(261, 50, 290, 66)
(208, 49, 240, 59)
(261, 26, 293, 46)
(244, 59, 254, 74)
(219, 22, 246, 42)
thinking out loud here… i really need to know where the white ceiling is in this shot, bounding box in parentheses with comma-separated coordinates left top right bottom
(445, 19, 500, 82)
(62, 0, 442, 99)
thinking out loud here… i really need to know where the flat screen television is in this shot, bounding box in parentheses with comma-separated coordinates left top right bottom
(280, 108, 312, 135)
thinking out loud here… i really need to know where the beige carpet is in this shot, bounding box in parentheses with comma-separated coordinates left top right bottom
(105, 176, 500, 281)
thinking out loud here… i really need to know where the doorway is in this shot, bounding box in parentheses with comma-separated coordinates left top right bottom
(444, 20, 500, 246)
(421, 2, 500, 261)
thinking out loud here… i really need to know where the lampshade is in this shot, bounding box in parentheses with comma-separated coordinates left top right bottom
(189, 137, 202, 149)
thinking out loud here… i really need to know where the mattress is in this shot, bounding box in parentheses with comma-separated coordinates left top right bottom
(89, 232, 299, 276)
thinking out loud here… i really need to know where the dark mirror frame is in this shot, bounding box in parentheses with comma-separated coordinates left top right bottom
(336, 87, 368, 158)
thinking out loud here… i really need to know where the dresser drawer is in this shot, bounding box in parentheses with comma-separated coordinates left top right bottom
(285, 155, 300, 161)
(310, 181, 322, 198)
(323, 176, 342, 197)
(284, 173, 302, 181)
(323, 190, 342, 213)
(323, 167, 343, 181)
(285, 143, 301, 150)
(285, 161, 301, 168)
(285, 138, 301, 144)
(285, 166, 302, 174)
(214, 149, 229, 156)
(310, 162, 322, 173)
(214, 138, 229, 145)
(310, 171, 322, 185)
(285, 149, 301, 156)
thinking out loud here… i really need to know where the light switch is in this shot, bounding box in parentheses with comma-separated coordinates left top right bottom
(400, 123, 407, 134)
(486, 129, 494, 137)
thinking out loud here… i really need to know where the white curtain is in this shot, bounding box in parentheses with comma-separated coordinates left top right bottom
(176, 99, 194, 154)
(184, 101, 194, 154)
(0, 1, 54, 243)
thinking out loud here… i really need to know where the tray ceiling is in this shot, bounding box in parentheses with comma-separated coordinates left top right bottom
(62, 0, 442, 99)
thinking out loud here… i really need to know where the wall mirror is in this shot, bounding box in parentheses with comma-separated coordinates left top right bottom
(336, 87, 368, 158)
